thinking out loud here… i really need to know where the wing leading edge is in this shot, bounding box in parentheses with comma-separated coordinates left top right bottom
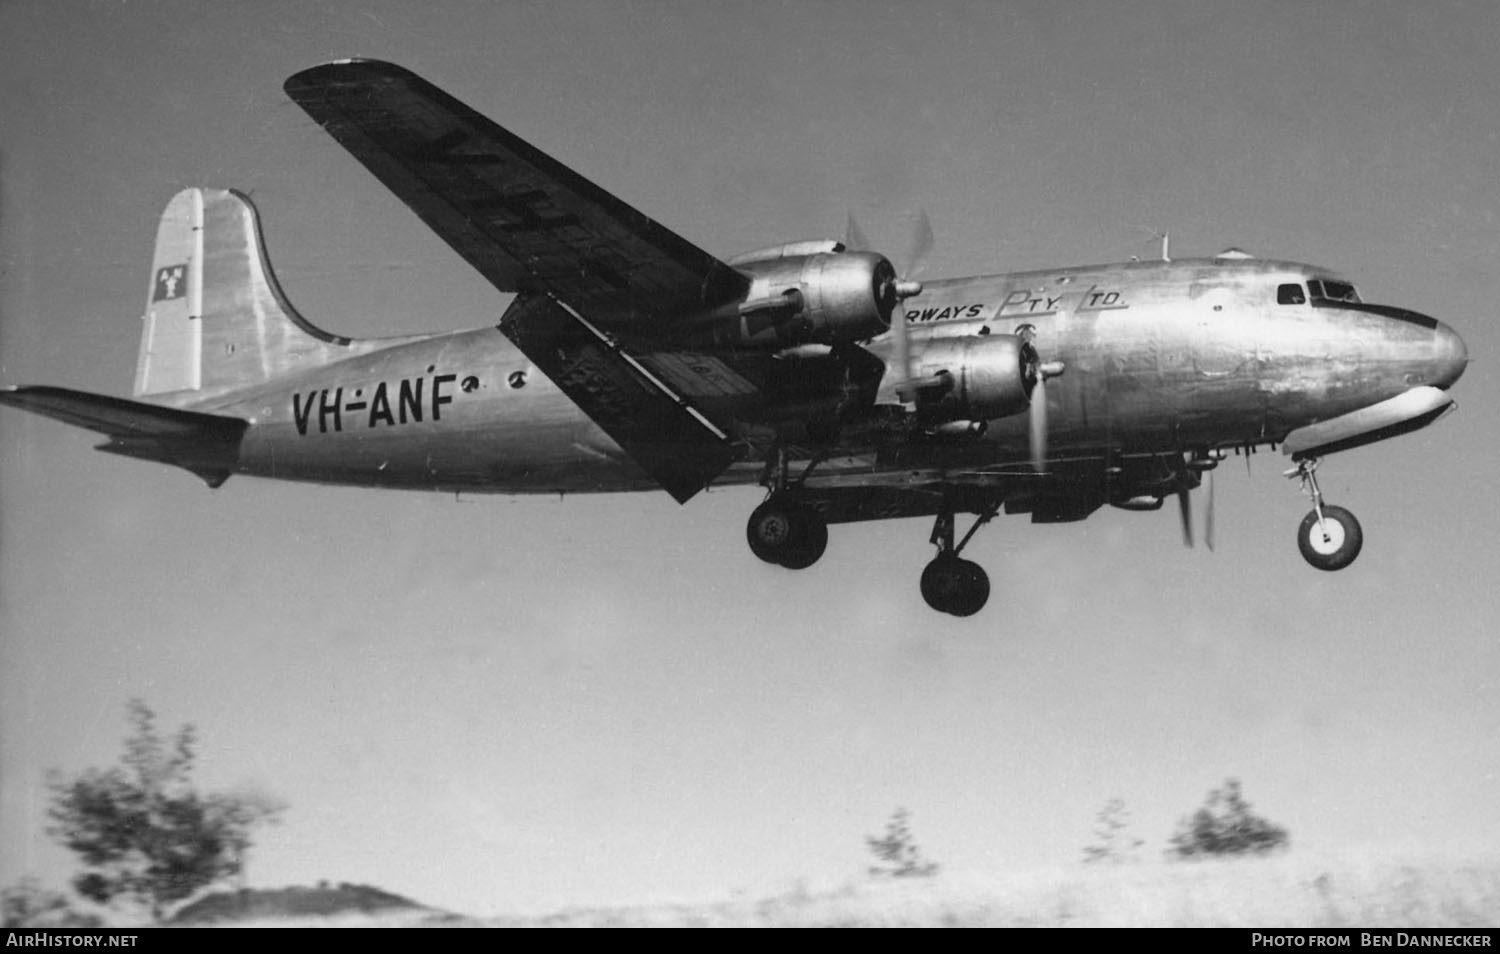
(283, 59, 750, 325)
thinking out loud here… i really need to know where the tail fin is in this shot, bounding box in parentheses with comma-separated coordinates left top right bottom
(134, 188, 351, 402)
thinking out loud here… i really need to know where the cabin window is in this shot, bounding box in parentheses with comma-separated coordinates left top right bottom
(1277, 283, 1306, 305)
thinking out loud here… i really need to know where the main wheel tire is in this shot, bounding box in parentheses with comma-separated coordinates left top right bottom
(747, 499, 798, 564)
(747, 498, 827, 569)
(1297, 505, 1363, 571)
(952, 560, 990, 617)
(920, 555, 990, 616)
(778, 514, 828, 570)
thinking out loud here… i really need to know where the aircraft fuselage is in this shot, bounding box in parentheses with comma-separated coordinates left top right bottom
(198, 255, 1466, 499)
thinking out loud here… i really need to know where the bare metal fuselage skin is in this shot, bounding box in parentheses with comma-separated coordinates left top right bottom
(193, 256, 1467, 500)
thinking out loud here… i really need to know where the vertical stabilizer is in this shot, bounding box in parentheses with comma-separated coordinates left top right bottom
(133, 188, 354, 403)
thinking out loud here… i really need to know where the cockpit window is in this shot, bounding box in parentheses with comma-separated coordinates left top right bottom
(1304, 279, 1436, 328)
(1277, 283, 1306, 305)
(1308, 279, 1361, 303)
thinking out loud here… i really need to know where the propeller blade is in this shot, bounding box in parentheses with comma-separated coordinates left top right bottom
(1205, 468, 1216, 552)
(1029, 377, 1048, 473)
(1177, 485, 1194, 548)
(861, 210, 930, 408)
(844, 211, 871, 253)
(905, 209, 935, 277)
(893, 303, 912, 403)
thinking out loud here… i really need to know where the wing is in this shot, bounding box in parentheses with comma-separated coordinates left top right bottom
(287, 59, 768, 502)
(500, 295, 738, 503)
(0, 386, 248, 487)
(283, 59, 750, 325)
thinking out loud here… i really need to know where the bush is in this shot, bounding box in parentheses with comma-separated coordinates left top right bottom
(1082, 797, 1145, 864)
(1, 880, 103, 928)
(1167, 779, 1289, 860)
(866, 807, 940, 878)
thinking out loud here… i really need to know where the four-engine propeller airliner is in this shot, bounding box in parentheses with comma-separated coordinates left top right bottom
(0, 60, 1469, 616)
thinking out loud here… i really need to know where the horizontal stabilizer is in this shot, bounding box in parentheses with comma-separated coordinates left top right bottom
(0, 386, 248, 487)
(499, 295, 735, 503)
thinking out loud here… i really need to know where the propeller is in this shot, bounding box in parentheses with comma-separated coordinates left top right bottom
(902, 209, 935, 277)
(843, 211, 873, 255)
(851, 211, 1063, 471)
(1205, 467, 1216, 552)
(1177, 482, 1195, 548)
(1029, 375, 1048, 472)
(847, 209, 931, 406)
(1174, 451, 1224, 549)
(842, 210, 928, 300)
(1018, 327, 1065, 473)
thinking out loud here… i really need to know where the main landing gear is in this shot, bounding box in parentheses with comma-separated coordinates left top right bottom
(921, 505, 998, 617)
(746, 495, 828, 569)
(1286, 457, 1364, 571)
(744, 444, 1002, 616)
(746, 445, 829, 570)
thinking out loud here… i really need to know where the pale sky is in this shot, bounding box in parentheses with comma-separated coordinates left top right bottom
(2, 1, 1498, 916)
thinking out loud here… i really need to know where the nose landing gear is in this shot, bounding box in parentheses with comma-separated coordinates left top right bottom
(1286, 457, 1364, 571)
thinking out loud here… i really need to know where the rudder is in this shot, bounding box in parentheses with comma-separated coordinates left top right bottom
(135, 189, 203, 397)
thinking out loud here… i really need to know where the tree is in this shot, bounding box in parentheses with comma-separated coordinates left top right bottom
(1082, 797, 1145, 864)
(865, 807, 940, 878)
(1166, 778, 1289, 860)
(46, 700, 283, 921)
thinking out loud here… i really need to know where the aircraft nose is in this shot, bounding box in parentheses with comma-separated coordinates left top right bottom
(1432, 320, 1469, 389)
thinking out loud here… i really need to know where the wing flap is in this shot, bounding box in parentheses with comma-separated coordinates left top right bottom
(284, 59, 749, 325)
(500, 296, 737, 503)
(0, 386, 248, 487)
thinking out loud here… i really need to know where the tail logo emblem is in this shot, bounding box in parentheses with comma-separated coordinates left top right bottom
(153, 264, 186, 302)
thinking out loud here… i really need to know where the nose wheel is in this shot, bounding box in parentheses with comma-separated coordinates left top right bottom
(1287, 458, 1364, 571)
(1297, 505, 1363, 570)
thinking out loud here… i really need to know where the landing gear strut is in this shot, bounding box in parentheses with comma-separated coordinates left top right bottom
(1286, 457, 1363, 571)
(746, 443, 829, 570)
(920, 505, 997, 616)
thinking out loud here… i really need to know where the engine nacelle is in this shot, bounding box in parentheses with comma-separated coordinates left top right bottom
(910, 334, 1039, 421)
(690, 251, 899, 346)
